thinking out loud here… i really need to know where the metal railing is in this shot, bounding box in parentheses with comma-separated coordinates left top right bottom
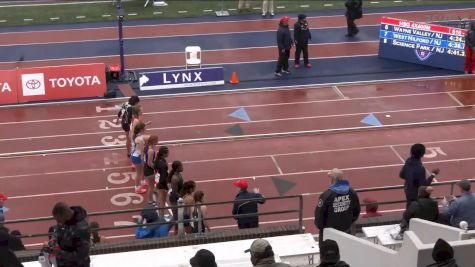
(3, 178, 474, 241)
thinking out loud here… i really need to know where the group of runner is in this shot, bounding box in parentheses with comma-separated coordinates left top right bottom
(115, 97, 182, 215)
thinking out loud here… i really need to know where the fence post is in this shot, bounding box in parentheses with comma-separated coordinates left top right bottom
(450, 183, 454, 195)
(298, 195, 304, 233)
(197, 204, 203, 234)
(177, 198, 184, 236)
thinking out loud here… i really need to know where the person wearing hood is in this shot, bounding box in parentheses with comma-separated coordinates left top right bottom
(427, 239, 459, 267)
(294, 14, 312, 69)
(464, 22, 475, 74)
(399, 143, 440, 208)
(245, 238, 291, 267)
(318, 239, 350, 267)
(399, 186, 439, 236)
(51, 202, 91, 267)
(315, 168, 361, 243)
(275, 16, 293, 77)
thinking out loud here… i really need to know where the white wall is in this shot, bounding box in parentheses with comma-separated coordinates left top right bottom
(409, 218, 462, 243)
(323, 228, 398, 267)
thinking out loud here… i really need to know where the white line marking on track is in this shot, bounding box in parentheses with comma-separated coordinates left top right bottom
(76, 16, 86, 19)
(1, 104, 472, 142)
(331, 85, 348, 99)
(3, 89, 474, 125)
(270, 155, 284, 175)
(324, 4, 333, 7)
(8, 186, 132, 199)
(300, 5, 310, 8)
(390, 145, 405, 163)
(276, 6, 285, 9)
(203, 9, 213, 12)
(49, 17, 60, 20)
(447, 92, 464, 107)
(23, 18, 33, 21)
(0, 20, 7, 23)
(178, 10, 188, 14)
(153, 11, 162, 15)
(102, 14, 111, 17)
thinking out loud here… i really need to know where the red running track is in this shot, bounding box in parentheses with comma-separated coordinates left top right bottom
(1, 76, 475, 246)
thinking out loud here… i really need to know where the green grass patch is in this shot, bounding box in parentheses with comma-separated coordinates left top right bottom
(0, 0, 473, 27)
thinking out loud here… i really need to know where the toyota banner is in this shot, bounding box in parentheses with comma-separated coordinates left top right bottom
(17, 63, 106, 103)
(0, 63, 106, 105)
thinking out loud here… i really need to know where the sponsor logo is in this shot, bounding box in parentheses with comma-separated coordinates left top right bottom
(49, 76, 101, 88)
(414, 49, 433, 61)
(21, 73, 46, 96)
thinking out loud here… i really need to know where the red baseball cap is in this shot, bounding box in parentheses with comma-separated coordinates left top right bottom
(233, 179, 248, 190)
(0, 193, 8, 201)
(280, 16, 290, 23)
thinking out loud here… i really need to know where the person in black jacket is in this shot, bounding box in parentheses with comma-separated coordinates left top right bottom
(400, 186, 439, 234)
(232, 180, 266, 229)
(399, 143, 440, 208)
(115, 96, 140, 157)
(427, 239, 459, 267)
(315, 168, 360, 243)
(318, 239, 350, 267)
(275, 16, 293, 77)
(51, 202, 91, 267)
(344, 0, 363, 37)
(464, 22, 475, 74)
(0, 230, 23, 267)
(294, 14, 312, 69)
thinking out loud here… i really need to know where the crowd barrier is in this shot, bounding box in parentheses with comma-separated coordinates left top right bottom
(0, 63, 106, 105)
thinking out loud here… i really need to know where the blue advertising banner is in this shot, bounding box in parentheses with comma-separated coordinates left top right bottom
(378, 17, 467, 72)
(139, 67, 225, 90)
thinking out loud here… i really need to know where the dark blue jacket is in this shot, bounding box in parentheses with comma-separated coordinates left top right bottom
(232, 190, 265, 229)
(399, 157, 434, 201)
(277, 24, 292, 50)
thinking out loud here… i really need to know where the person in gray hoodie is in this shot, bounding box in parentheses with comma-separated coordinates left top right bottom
(427, 239, 459, 267)
(315, 168, 360, 243)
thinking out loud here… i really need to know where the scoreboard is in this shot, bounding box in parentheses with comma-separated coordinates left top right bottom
(378, 17, 467, 72)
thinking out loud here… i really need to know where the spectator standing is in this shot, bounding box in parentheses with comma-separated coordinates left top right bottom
(51, 202, 91, 267)
(169, 161, 184, 217)
(294, 14, 312, 68)
(0, 230, 23, 267)
(190, 249, 217, 267)
(0, 193, 9, 225)
(399, 143, 440, 207)
(317, 239, 350, 267)
(442, 179, 475, 230)
(344, 0, 363, 37)
(116, 96, 140, 157)
(464, 22, 475, 74)
(238, 0, 250, 13)
(232, 180, 266, 229)
(399, 186, 439, 235)
(154, 146, 170, 217)
(314, 168, 360, 243)
(262, 0, 274, 17)
(192, 191, 211, 233)
(245, 238, 291, 267)
(427, 239, 459, 267)
(275, 16, 293, 77)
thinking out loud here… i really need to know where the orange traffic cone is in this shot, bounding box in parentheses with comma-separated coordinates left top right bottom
(230, 71, 239, 84)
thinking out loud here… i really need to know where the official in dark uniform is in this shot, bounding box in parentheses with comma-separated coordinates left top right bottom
(294, 14, 312, 68)
(275, 16, 293, 77)
(345, 0, 363, 37)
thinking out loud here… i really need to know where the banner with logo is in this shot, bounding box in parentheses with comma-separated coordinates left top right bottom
(0, 70, 18, 105)
(17, 63, 106, 103)
(139, 67, 225, 91)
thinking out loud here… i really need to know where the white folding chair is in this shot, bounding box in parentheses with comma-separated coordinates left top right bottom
(185, 46, 202, 69)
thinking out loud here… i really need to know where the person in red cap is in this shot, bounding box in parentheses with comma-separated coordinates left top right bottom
(464, 22, 475, 74)
(275, 16, 293, 77)
(0, 194, 9, 225)
(232, 179, 266, 229)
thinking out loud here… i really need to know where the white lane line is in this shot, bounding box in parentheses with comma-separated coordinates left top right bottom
(2, 137, 475, 179)
(128, 13, 138, 16)
(0, 20, 6, 23)
(447, 92, 464, 107)
(203, 9, 213, 12)
(102, 14, 111, 17)
(300, 5, 310, 8)
(252, 7, 261, 10)
(153, 11, 162, 15)
(276, 6, 285, 9)
(331, 85, 348, 100)
(177, 10, 188, 14)
(3, 89, 474, 126)
(23, 18, 33, 21)
(76, 16, 86, 19)
(227, 8, 237, 11)
(5, 157, 475, 198)
(390, 145, 405, 163)
(1, 105, 472, 142)
(270, 155, 284, 175)
(49, 17, 60, 20)
(324, 4, 333, 7)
